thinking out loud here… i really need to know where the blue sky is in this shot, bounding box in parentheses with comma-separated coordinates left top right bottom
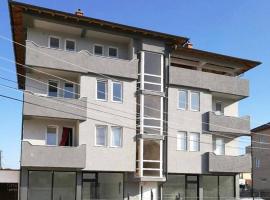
(0, 0, 270, 169)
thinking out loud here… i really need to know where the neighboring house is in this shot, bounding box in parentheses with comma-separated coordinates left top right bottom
(0, 169, 20, 200)
(251, 123, 270, 196)
(9, 1, 260, 200)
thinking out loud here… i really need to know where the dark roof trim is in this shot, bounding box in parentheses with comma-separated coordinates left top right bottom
(251, 123, 270, 132)
(9, 0, 189, 45)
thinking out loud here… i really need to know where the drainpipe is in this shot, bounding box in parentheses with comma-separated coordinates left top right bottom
(251, 134, 254, 200)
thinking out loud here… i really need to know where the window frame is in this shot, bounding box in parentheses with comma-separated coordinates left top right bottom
(190, 91, 200, 112)
(255, 158, 260, 168)
(96, 79, 108, 101)
(48, 35, 60, 49)
(176, 131, 187, 151)
(214, 137, 225, 155)
(95, 125, 107, 147)
(93, 44, 104, 56)
(64, 38, 76, 51)
(64, 82, 75, 98)
(47, 80, 59, 97)
(111, 81, 123, 103)
(108, 46, 118, 58)
(189, 132, 200, 152)
(46, 125, 59, 146)
(110, 126, 123, 148)
(178, 89, 188, 110)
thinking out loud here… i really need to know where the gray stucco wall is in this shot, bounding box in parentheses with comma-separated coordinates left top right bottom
(169, 66, 249, 98)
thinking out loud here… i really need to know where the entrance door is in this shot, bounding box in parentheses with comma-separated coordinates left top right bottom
(0, 183, 18, 200)
(186, 176, 198, 200)
(141, 182, 159, 200)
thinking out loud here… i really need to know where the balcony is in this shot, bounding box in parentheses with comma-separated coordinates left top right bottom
(206, 111, 250, 135)
(169, 67, 249, 99)
(21, 141, 86, 169)
(23, 92, 87, 121)
(207, 152, 251, 173)
(25, 40, 138, 79)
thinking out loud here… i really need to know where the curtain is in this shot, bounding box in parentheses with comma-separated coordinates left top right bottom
(60, 127, 69, 146)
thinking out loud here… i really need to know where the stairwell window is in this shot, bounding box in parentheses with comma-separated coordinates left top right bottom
(95, 125, 107, 146)
(177, 131, 187, 151)
(94, 44, 104, 56)
(96, 80, 107, 101)
(48, 80, 59, 97)
(65, 39, 76, 51)
(112, 82, 123, 102)
(255, 159, 260, 168)
(46, 126, 58, 146)
(111, 127, 122, 147)
(178, 90, 188, 110)
(108, 47, 118, 58)
(189, 132, 200, 152)
(64, 82, 75, 98)
(49, 36, 60, 49)
(190, 91, 200, 111)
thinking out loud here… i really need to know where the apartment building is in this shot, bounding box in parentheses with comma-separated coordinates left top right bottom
(9, 1, 260, 200)
(251, 123, 270, 196)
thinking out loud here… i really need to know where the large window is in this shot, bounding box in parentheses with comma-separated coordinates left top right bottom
(48, 80, 58, 97)
(178, 90, 188, 110)
(214, 137, 225, 155)
(112, 82, 123, 102)
(163, 175, 185, 200)
(28, 171, 76, 200)
(64, 82, 75, 98)
(189, 132, 200, 152)
(203, 176, 218, 200)
(219, 176, 234, 199)
(46, 126, 58, 146)
(96, 80, 108, 101)
(108, 47, 118, 58)
(190, 91, 200, 111)
(65, 39, 76, 51)
(49, 36, 60, 49)
(111, 127, 122, 147)
(95, 126, 107, 146)
(177, 131, 187, 151)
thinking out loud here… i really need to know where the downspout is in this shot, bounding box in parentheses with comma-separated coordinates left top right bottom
(251, 134, 254, 200)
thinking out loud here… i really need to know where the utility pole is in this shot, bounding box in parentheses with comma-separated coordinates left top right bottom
(0, 150, 2, 169)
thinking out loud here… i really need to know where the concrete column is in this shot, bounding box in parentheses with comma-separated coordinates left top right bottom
(76, 172, 82, 200)
(20, 168, 28, 200)
(235, 174, 240, 199)
(199, 175, 204, 200)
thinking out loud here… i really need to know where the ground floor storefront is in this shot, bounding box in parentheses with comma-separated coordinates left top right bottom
(20, 169, 238, 200)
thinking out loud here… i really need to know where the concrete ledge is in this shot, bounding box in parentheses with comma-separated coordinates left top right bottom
(25, 40, 138, 79)
(208, 152, 251, 173)
(169, 67, 249, 99)
(23, 92, 87, 121)
(21, 141, 86, 169)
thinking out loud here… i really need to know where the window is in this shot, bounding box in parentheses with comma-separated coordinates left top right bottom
(112, 82, 123, 102)
(64, 82, 75, 98)
(189, 132, 200, 151)
(255, 159, 260, 168)
(216, 101, 222, 112)
(108, 47, 118, 57)
(214, 137, 225, 155)
(177, 131, 187, 151)
(49, 36, 60, 49)
(46, 126, 58, 145)
(48, 80, 58, 97)
(96, 80, 107, 100)
(94, 44, 103, 55)
(111, 127, 122, 147)
(95, 126, 107, 146)
(65, 39, 76, 51)
(178, 90, 188, 110)
(190, 91, 200, 111)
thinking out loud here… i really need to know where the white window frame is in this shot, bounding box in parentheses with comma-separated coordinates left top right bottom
(178, 89, 188, 110)
(190, 91, 200, 112)
(64, 38, 76, 51)
(93, 44, 104, 56)
(189, 132, 200, 152)
(64, 82, 75, 98)
(108, 46, 118, 58)
(111, 81, 123, 103)
(110, 126, 123, 148)
(47, 80, 59, 97)
(96, 79, 108, 101)
(95, 125, 107, 147)
(177, 131, 187, 151)
(48, 35, 60, 49)
(45, 125, 59, 146)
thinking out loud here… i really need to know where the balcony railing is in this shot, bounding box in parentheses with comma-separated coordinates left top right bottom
(21, 141, 86, 169)
(207, 152, 251, 173)
(25, 40, 138, 79)
(206, 111, 250, 135)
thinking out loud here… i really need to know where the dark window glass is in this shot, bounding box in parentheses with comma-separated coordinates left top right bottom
(53, 172, 76, 200)
(109, 47, 118, 57)
(64, 83, 74, 98)
(94, 45, 103, 55)
(97, 80, 107, 100)
(65, 40, 75, 51)
(112, 82, 122, 102)
(49, 37, 60, 48)
(48, 81, 58, 97)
